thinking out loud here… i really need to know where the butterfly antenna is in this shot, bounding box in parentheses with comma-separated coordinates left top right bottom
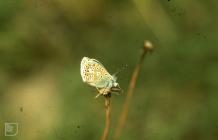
(113, 64, 128, 76)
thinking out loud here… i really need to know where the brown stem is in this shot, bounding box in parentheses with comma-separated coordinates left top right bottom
(114, 40, 153, 140)
(101, 93, 111, 140)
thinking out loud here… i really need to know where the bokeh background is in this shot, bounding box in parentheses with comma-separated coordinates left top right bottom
(1, 0, 218, 140)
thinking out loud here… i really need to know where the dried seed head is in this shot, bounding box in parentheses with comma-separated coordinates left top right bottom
(144, 40, 154, 52)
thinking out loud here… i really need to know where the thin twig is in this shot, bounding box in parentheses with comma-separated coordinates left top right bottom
(101, 93, 111, 140)
(114, 40, 153, 140)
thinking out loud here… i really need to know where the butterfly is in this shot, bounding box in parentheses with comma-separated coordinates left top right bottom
(80, 57, 121, 98)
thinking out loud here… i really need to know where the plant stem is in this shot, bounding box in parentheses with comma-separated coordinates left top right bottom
(101, 93, 111, 140)
(114, 40, 153, 140)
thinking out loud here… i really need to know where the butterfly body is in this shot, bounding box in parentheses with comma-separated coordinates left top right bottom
(80, 57, 121, 97)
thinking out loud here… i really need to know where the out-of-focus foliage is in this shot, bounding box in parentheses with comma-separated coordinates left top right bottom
(0, 0, 218, 140)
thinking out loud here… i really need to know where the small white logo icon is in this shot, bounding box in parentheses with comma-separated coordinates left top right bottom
(5, 122, 18, 136)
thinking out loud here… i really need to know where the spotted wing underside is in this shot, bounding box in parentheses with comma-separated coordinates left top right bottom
(80, 57, 113, 88)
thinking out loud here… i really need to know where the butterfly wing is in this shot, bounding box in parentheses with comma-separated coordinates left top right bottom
(80, 57, 113, 88)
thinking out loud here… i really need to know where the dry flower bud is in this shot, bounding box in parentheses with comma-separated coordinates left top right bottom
(144, 40, 154, 52)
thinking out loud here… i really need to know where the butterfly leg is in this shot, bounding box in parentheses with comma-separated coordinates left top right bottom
(101, 82, 112, 96)
(94, 88, 110, 98)
(95, 83, 111, 98)
(95, 87, 104, 98)
(95, 92, 102, 98)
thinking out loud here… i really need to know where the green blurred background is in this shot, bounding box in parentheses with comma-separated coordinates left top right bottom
(0, 0, 218, 140)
